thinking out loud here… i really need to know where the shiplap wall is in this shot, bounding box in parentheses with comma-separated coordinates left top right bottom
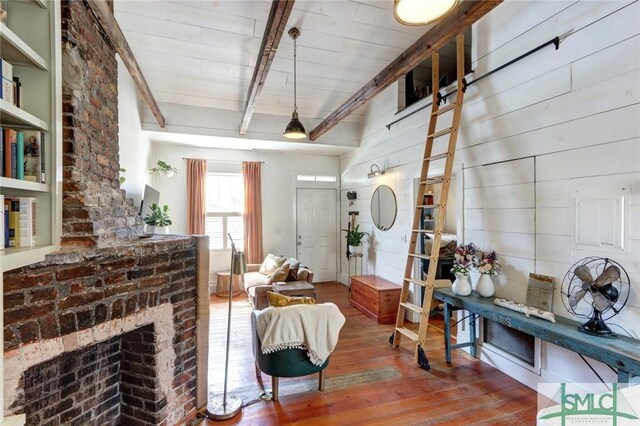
(340, 0, 639, 386)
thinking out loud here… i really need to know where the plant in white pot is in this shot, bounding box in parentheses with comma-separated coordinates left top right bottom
(143, 203, 172, 234)
(148, 160, 178, 178)
(474, 250, 501, 297)
(342, 224, 368, 256)
(450, 243, 476, 296)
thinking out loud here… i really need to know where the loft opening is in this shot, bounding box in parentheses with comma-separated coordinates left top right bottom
(398, 28, 472, 112)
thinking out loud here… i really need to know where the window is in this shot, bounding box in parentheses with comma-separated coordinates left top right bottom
(205, 173, 244, 250)
(296, 174, 337, 182)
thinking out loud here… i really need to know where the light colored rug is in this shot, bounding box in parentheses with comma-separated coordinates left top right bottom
(222, 366, 400, 403)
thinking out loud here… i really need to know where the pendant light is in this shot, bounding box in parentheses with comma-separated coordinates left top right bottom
(283, 27, 307, 139)
(393, 0, 458, 26)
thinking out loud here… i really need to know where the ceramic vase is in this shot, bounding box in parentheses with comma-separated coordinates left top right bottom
(476, 273, 495, 297)
(349, 244, 363, 256)
(451, 274, 472, 296)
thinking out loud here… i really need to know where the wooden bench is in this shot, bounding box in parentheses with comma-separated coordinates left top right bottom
(433, 288, 640, 383)
(350, 275, 401, 324)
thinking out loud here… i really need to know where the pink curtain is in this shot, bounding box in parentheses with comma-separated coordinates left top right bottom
(186, 159, 207, 235)
(243, 161, 264, 263)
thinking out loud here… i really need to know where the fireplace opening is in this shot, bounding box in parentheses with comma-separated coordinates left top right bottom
(19, 324, 161, 426)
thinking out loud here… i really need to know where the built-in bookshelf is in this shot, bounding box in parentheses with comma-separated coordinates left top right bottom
(1, 0, 61, 274)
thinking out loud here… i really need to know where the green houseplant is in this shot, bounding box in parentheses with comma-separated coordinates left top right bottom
(342, 224, 368, 256)
(143, 203, 172, 234)
(148, 160, 178, 177)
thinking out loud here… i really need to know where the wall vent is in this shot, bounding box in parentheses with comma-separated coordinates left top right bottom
(481, 318, 540, 372)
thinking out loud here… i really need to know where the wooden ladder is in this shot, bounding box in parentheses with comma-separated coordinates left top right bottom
(391, 33, 466, 369)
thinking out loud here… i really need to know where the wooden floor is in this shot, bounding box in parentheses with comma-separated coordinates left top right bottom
(205, 282, 537, 425)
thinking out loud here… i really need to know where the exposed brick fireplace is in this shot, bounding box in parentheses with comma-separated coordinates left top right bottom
(2, 1, 209, 425)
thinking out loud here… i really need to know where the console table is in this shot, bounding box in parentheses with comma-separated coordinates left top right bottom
(433, 288, 640, 383)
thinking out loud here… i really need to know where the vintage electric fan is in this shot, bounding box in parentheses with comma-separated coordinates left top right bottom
(560, 257, 630, 337)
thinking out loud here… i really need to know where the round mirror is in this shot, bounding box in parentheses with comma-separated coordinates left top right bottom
(371, 185, 397, 231)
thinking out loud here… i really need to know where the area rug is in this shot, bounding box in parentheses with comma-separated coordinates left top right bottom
(223, 366, 400, 403)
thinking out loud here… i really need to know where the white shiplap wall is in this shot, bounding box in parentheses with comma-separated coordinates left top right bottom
(340, 0, 640, 386)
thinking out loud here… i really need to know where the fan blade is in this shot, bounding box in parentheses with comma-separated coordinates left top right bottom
(593, 292, 612, 312)
(568, 288, 588, 309)
(574, 265, 593, 283)
(593, 265, 621, 287)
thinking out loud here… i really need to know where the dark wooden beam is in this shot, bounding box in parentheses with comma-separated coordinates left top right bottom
(86, 0, 165, 128)
(239, 0, 296, 135)
(309, 0, 502, 141)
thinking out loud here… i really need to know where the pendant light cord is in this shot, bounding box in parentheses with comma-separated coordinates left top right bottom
(293, 36, 298, 113)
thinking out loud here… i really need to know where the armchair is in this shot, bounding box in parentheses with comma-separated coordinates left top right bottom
(251, 310, 328, 401)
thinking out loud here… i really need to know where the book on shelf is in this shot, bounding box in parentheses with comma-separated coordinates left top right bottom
(1, 128, 45, 183)
(18, 197, 36, 247)
(2, 197, 36, 248)
(0, 58, 15, 105)
(3, 200, 8, 249)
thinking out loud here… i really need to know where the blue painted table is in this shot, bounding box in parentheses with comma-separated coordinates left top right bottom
(433, 288, 640, 383)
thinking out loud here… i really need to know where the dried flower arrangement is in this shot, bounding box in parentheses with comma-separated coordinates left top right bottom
(451, 242, 477, 276)
(475, 250, 501, 275)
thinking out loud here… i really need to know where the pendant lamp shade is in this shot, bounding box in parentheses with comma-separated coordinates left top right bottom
(284, 27, 308, 139)
(284, 112, 307, 139)
(393, 0, 458, 26)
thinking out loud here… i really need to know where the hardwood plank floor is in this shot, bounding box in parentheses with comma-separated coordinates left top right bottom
(205, 282, 537, 425)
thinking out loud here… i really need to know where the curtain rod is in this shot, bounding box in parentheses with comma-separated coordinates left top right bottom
(182, 157, 265, 164)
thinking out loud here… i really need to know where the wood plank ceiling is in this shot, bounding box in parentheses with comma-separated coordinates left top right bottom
(114, 0, 437, 136)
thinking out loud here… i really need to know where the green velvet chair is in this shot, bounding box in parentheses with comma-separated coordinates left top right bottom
(251, 310, 330, 401)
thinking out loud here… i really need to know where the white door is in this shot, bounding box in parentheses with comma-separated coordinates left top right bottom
(296, 188, 337, 282)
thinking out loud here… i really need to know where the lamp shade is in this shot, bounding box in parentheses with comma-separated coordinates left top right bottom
(283, 111, 308, 139)
(231, 251, 247, 275)
(393, 0, 458, 26)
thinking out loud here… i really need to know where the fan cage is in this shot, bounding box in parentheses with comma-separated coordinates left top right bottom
(561, 256, 631, 321)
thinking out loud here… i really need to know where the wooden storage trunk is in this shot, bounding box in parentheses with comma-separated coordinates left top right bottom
(349, 275, 401, 324)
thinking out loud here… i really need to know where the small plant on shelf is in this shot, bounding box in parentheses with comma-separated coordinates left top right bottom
(475, 250, 500, 275)
(147, 160, 178, 177)
(451, 242, 476, 276)
(342, 224, 369, 256)
(143, 204, 172, 234)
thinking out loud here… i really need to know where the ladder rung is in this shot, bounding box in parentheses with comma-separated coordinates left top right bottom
(411, 229, 434, 233)
(404, 277, 427, 287)
(425, 152, 449, 162)
(434, 279, 453, 288)
(400, 302, 422, 314)
(396, 327, 418, 341)
(415, 204, 438, 209)
(421, 176, 445, 185)
(428, 127, 452, 139)
(431, 103, 456, 116)
(408, 253, 431, 260)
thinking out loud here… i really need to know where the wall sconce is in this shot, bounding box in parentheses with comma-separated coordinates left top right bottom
(367, 164, 385, 179)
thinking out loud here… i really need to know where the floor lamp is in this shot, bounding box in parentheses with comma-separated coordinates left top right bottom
(207, 234, 247, 420)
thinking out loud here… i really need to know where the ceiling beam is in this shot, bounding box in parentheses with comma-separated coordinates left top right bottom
(239, 0, 296, 135)
(309, 0, 502, 141)
(86, 0, 165, 128)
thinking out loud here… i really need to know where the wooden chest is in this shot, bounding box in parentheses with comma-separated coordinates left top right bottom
(349, 275, 401, 324)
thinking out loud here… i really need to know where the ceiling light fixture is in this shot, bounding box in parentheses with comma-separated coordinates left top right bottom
(283, 27, 307, 140)
(393, 0, 458, 26)
(367, 164, 386, 179)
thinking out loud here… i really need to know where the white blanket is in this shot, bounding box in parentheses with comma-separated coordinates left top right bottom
(256, 303, 346, 366)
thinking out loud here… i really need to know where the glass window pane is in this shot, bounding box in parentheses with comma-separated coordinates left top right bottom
(296, 175, 315, 181)
(206, 173, 244, 213)
(205, 216, 224, 250)
(315, 175, 337, 182)
(228, 216, 244, 251)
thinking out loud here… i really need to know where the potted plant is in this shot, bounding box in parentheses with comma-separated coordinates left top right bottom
(342, 224, 368, 256)
(450, 243, 476, 296)
(143, 203, 172, 234)
(148, 160, 178, 178)
(474, 250, 501, 297)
